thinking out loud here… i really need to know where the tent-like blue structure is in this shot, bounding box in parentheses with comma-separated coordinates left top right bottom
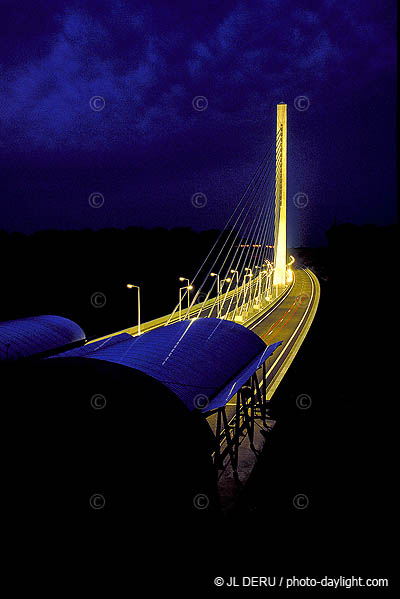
(53, 318, 282, 413)
(0, 315, 85, 361)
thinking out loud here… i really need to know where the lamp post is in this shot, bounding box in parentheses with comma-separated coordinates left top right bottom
(179, 277, 191, 312)
(219, 277, 231, 318)
(179, 284, 193, 320)
(230, 270, 239, 314)
(244, 268, 253, 306)
(242, 272, 253, 318)
(262, 261, 273, 300)
(210, 272, 220, 317)
(266, 268, 275, 299)
(126, 284, 141, 335)
(256, 270, 268, 309)
(286, 256, 295, 285)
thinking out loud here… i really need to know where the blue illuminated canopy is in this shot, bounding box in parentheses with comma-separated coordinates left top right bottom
(53, 318, 282, 412)
(0, 315, 85, 361)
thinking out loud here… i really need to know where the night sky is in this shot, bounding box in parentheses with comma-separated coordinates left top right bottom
(0, 0, 396, 246)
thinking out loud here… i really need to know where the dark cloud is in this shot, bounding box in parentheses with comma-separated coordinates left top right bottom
(0, 0, 396, 245)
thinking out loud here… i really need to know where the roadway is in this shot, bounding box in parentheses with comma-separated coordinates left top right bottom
(87, 268, 319, 404)
(87, 267, 319, 441)
(85, 266, 320, 483)
(205, 267, 320, 470)
(249, 266, 319, 399)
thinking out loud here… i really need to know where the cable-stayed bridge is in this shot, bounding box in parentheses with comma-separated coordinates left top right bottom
(1, 103, 320, 519)
(83, 104, 320, 501)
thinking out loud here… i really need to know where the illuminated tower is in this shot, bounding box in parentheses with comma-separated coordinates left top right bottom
(273, 102, 287, 288)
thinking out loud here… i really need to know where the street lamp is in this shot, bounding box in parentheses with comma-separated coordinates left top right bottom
(230, 269, 240, 320)
(244, 269, 253, 290)
(179, 277, 191, 311)
(219, 278, 231, 318)
(261, 261, 273, 300)
(179, 284, 193, 321)
(230, 270, 239, 284)
(126, 284, 141, 335)
(242, 272, 253, 318)
(230, 269, 239, 302)
(265, 267, 275, 299)
(244, 268, 253, 286)
(254, 270, 268, 309)
(210, 272, 220, 317)
(286, 256, 295, 285)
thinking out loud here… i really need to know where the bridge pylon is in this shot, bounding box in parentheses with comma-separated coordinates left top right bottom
(273, 102, 287, 288)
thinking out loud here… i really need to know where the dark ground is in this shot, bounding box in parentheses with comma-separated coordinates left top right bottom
(1, 223, 397, 592)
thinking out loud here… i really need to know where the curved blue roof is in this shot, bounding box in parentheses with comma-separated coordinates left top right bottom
(53, 318, 281, 413)
(0, 315, 85, 361)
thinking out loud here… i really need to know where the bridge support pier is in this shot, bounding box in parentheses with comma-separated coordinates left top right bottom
(210, 359, 274, 483)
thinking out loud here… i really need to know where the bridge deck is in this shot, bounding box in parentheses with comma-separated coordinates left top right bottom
(85, 267, 320, 506)
(214, 267, 320, 506)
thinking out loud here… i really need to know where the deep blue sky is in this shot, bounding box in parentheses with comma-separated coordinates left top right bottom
(0, 0, 396, 246)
